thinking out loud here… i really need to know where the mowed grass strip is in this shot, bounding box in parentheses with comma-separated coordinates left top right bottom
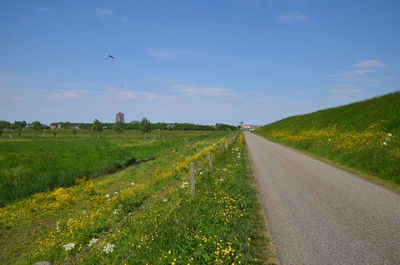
(0, 132, 224, 206)
(69, 133, 275, 265)
(256, 91, 400, 188)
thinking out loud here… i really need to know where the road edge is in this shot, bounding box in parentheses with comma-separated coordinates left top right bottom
(244, 132, 280, 265)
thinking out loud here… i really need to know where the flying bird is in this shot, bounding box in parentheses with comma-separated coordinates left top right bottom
(106, 55, 116, 59)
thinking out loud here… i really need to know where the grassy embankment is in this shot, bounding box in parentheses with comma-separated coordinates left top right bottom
(256, 91, 400, 190)
(1, 133, 275, 264)
(0, 131, 225, 206)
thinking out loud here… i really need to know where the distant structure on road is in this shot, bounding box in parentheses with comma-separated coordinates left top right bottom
(240, 124, 257, 131)
(115, 112, 125, 123)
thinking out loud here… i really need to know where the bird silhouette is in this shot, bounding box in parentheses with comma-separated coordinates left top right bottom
(106, 55, 116, 59)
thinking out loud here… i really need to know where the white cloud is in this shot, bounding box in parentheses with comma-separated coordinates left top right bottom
(354, 59, 387, 68)
(95, 8, 113, 18)
(326, 59, 391, 88)
(38, 7, 49, 12)
(171, 84, 238, 97)
(145, 77, 184, 83)
(328, 84, 363, 98)
(149, 49, 188, 59)
(276, 11, 309, 24)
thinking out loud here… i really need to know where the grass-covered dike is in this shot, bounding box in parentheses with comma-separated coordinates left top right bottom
(255, 91, 400, 189)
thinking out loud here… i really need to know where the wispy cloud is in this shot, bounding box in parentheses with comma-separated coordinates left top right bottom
(276, 11, 309, 24)
(354, 59, 388, 68)
(38, 7, 49, 12)
(149, 49, 188, 59)
(328, 84, 363, 98)
(171, 84, 238, 97)
(95, 8, 113, 18)
(145, 77, 185, 83)
(325, 59, 391, 99)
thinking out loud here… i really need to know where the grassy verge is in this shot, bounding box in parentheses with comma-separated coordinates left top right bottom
(0, 132, 225, 206)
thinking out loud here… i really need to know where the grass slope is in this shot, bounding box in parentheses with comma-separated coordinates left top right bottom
(256, 91, 400, 186)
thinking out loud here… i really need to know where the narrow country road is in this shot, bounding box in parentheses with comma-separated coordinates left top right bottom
(245, 132, 400, 265)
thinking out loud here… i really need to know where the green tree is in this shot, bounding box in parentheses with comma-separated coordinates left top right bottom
(13, 121, 26, 136)
(31, 121, 43, 131)
(139, 117, 151, 134)
(92, 119, 103, 138)
(113, 122, 124, 133)
(0, 120, 11, 129)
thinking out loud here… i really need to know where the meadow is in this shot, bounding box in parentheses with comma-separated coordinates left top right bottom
(0, 130, 226, 206)
(256, 92, 400, 188)
(0, 132, 274, 264)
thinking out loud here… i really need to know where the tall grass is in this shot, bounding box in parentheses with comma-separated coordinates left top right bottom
(256, 91, 400, 186)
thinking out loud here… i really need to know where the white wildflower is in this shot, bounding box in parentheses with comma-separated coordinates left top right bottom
(162, 198, 168, 202)
(88, 238, 99, 247)
(130, 182, 135, 186)
(105, 194, 110, 199)
(388, 133, 392, 137)
(56, 221, 61, 233)
(112, 209, 120, 215)
(382, 142, 388, 146)
(63, 242, 76, 251)
(103, 243, 115, 254)
(114, 191, 119, 195)
(180, 182, 189, 189)
(219, 178, 224, 182)
(328, 138, 331, 141)
(223, 168, 227, 171)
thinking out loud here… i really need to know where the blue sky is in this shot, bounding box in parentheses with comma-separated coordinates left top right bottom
(0, 0, 399, 125)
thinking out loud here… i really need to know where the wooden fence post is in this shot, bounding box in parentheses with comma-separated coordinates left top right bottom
(190, 162, 195, 197)
(207, 152, 213, 171)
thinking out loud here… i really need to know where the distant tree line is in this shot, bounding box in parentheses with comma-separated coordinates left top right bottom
(0, 120, 237, 132)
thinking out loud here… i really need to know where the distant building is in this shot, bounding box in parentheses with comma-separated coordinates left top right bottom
(116, 112, 125, 123)
(241, 124, 256, 131)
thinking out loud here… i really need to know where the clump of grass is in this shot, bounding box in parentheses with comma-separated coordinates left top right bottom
(256, 91, 400, 186)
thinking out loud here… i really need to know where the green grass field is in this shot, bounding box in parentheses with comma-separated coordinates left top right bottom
(255, 91, 400, 187)
(0, 132, 274, 265)
(0, 131, 227, 206)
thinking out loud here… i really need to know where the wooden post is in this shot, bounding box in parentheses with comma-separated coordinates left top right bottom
(207, 152, 213, 171)
(190, 162, 195, 197)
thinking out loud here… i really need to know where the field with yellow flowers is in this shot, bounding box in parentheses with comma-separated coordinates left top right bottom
(0, 132, 275, 264)
(256, 92, 400, 189)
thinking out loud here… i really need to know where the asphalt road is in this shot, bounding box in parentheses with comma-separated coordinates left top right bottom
(245, 132, 400, 265)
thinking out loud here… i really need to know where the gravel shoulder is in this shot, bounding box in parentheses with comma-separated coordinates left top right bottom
(245, 132, 400, 265)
